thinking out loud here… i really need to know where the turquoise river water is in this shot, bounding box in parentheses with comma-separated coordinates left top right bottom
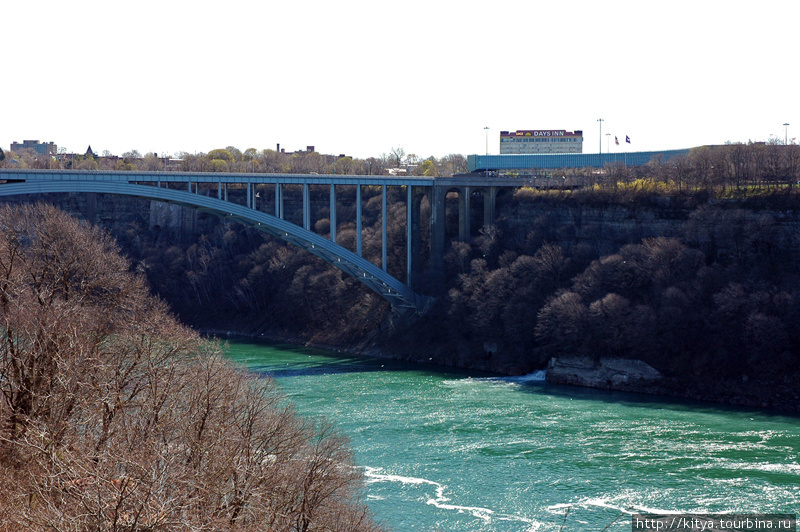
(224, 340, 800, 531)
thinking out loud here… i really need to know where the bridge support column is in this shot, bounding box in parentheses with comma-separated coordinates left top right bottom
(303, 184, 310, 231)
(247, 183, 252, 209)
(275, 183, 283, 219)
(356, 185, 362, 257)
(406, 186, 412, 286)
(484, 186, 498, 228)
(330, 184, 337, 243)
(381, 185, 387, 272)
(429, 185, 447, 287)
(409, 186, 428, 291)
(458, 186, 471, 242)
(217, 182, 221, 200)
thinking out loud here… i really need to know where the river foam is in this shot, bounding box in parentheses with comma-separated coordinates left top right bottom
(505, 370, 547, 383)
(363, 466, 543, 530)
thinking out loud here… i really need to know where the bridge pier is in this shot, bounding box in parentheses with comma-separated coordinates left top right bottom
(408, 186, 428, 290)
(484, 186, 497, 228)
(356, 185, 362, 256)
(458, 186, 471, 242)
(429, 185, 447, 287)
(302, 184, 310, 230)
(421, 184, 502, 291)
(330, 184, 337, 244)
(381, 185, 387, 272)
(406, 186, 412, 286)
(455, 186, 498, 243)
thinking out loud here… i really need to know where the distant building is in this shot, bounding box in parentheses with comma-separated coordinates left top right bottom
(467, 148, 691, 173)
(10, 140, 57, 156)
(276, 143, 315, 155)
(499, 130, 583, 154)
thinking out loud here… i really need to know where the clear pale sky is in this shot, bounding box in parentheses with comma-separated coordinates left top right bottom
(2, 0, 797, 160)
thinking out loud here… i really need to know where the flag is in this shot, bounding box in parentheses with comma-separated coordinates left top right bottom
(615, 136, 619, 146)
(626, 135, 631, 144)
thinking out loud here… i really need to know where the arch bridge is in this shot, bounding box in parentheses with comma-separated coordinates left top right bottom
(0, 170, 538, 313)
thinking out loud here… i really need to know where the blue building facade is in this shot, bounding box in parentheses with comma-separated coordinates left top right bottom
(467, 148, 692, 173)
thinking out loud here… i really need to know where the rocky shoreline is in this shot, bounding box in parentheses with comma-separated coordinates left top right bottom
(546, 356, 800, 415)
(201, 328, 800, 416)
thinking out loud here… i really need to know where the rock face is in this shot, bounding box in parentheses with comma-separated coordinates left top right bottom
(503, 200, 800, 260)
(546, 356, 662, 393)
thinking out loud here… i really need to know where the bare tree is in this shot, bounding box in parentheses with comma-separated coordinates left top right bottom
(389, 146, 405, 168)
(0, 204, 384, 532)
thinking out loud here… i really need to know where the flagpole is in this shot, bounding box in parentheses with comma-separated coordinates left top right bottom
(624, 135, 630, 167)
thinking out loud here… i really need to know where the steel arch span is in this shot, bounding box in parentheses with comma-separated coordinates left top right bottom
(0, 181, 429, 313)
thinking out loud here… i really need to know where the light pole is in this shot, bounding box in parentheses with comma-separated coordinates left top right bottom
(597, 118, 604, 166)
(484, 126, 489, 177)
(784, 123, 790, 145)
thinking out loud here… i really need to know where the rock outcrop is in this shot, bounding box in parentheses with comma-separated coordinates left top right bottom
(546, 356, 662, 393)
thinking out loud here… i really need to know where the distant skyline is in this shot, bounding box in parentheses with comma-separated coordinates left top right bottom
(2, 1, 796, 160)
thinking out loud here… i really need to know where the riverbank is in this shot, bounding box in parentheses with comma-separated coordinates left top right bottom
(199, 326, 800, 415)
(546, 356, 800, 415)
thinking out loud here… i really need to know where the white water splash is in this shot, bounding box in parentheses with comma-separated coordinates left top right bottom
(506, 370, 547, 384)
(548, 492, 686, 518)
(363, 466, 543, 530)
(442, 370, 547, 389)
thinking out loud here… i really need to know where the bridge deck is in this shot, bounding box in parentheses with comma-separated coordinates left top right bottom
(0, 169, 541, 188)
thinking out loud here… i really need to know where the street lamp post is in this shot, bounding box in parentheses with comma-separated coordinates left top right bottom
(484, 126, 489, 177)
(597, 118, 604, 166)
(784, 123, 790, 145)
